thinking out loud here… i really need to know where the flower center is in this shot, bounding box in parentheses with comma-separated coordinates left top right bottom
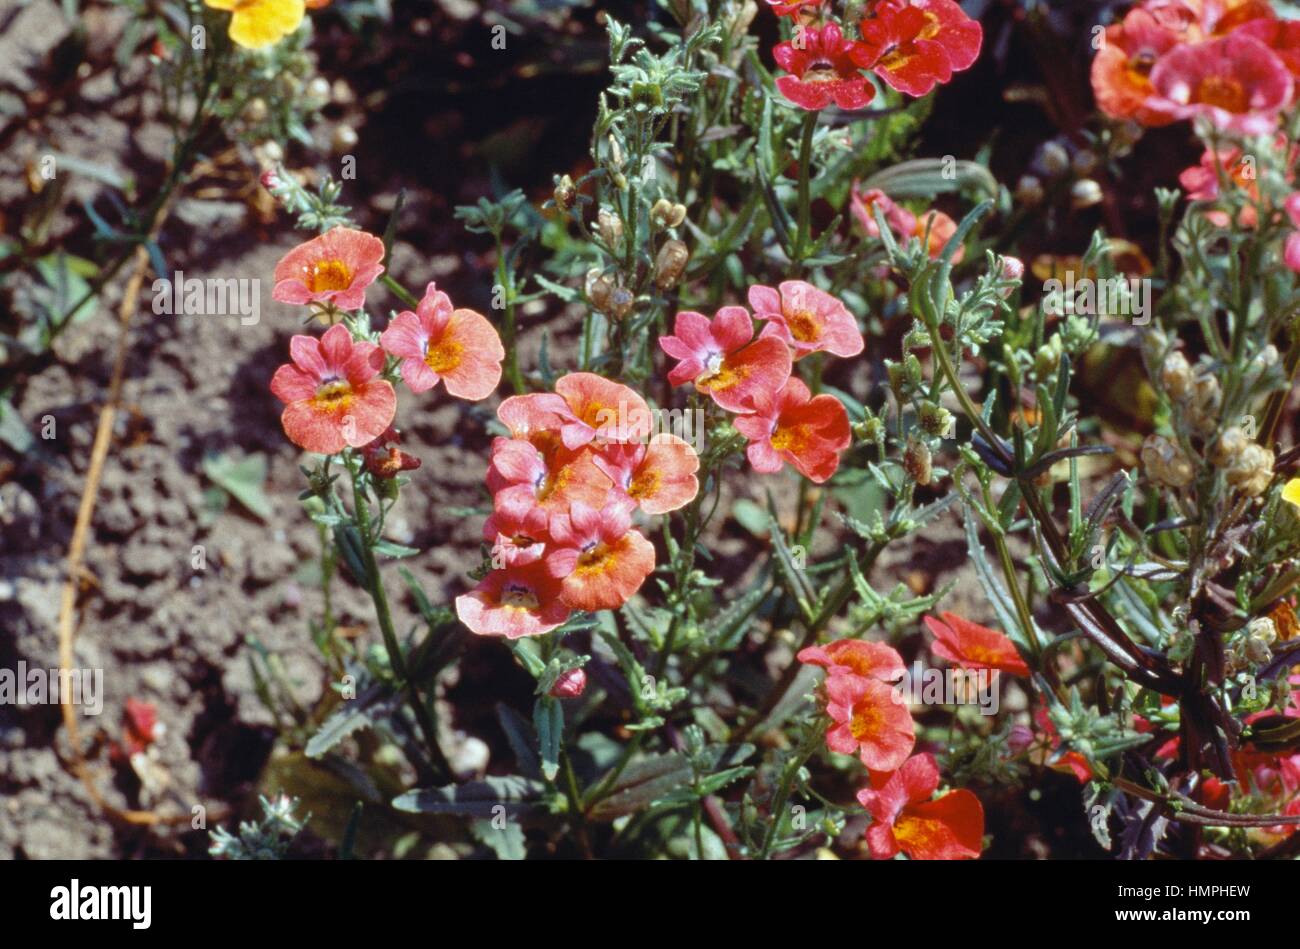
(627, 467, 661, 500)
(424, 337, 463, 373)
(500, 582, 540, 611)
(697, 355, 749, 392)
(1195, 75, 1248, 113)
(305, 258, 354, 293)
(770, 422, 809, 454)
(850, 700, 885, 741)
(313, 379, 353, 410)
(785, 309, 822, 343)
(804, 61, 839, 83)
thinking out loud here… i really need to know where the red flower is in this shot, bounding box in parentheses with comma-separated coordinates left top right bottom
(1178, 146, 1261, 228)
(798, 638, 907, 683)
(1090, 7, 1182, 125)
(361, 426, 421, 479)
(923, 611, 1029, 676)
(1239, 17, 1300, 77)
(774, 23, 876, 111)
(379, 282, 504, 401)
(659, 306, 792, 412)
(270, 323, 397, 455)
(764, 0, 823, 19)
(455, 559, 571, 639)
(271, 226, 386, 311)
(748, 280, 864, 360)
(1148, 31, 1293, 134)
(111, 698, 160, 761)
(853, 0, 982, 98)
(593, 435, 700, 516)
(733, 377, 851, 484)
(824, 672, 916, 771)
(857, 753, 984, 860)
(545, 500, 657, 612)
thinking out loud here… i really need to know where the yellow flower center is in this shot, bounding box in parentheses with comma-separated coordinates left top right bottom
(850, 701, 885, 741)
(770, 422, 809, 454)
(627, 468, 661, 500)
(305, 258, 354, 293)
(785, 309, 822, 343)
(500, 583, 540, 611)
(575, 539, 622, 578)
(425, 337, 463, 373)
(697, 356, 750, 392)
(313, 379, 353, 411)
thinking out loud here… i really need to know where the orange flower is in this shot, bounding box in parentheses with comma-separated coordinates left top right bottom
(733, 377, 851, 484)
(545, 500, 656, 612)
(271, 226, 386, 311)
(593, 435, 700, 516)
(659, 306, 792, 413)
(923, 611, 1030, 676)
(486, 436, 610, 515)
(857, 753, 984, 860)
(824, 673, 916, 771)
(455, 560, 571, 639)
(270, 324, 396, 455)
(483, 492, 551, 568)
(748, 280, 864, 360)
(797, 638, 907, 682)
(553, 372, 653, 450)
(379, 282, 503, 401)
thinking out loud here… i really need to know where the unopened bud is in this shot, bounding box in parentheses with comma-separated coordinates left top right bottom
(549, 668, 587, 699)
(553, 174, 577, 211)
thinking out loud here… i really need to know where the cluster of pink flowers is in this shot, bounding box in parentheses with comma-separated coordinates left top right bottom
(1092, 0, 1300, 134)
(269, 226, 505, 457)
(455, 373, 701, 640)
(796, 612, 1029, 859)
(768, 0, 982, 110)
(659, 281, 857, 483)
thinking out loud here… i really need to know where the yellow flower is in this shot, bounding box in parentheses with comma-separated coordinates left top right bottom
(205, 0, 305, 50)
(1283, 477, 1300, 510)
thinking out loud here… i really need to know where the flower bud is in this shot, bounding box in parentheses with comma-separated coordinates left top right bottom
(998, 256, 1024, 298)
(549, 668, 587, 699)
(1246, 616, 1277, 665)
(653, 239, 689, 290)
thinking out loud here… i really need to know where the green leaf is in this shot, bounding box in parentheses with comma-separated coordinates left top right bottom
(202, 452, 273, 521)
(391, 775, 547, 817)
(0, 399, 33, 453)
(587, 753, 694, 821)
(372, 539, 419, 559)
(534, 696, 563, 782)
(471, 817, 526, 860)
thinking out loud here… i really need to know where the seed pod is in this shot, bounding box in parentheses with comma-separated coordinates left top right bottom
(1070, 179, 1103, 210)
(1226, 443, 1274, 497)
(1209, 426, 1247, 468)
(597, 208, 624, 251)
(608, 286, 635, 321)
(585, 269, 613, 311)
(1141, 434, 1194, 489)
(1160, 351, 1192, 400)
(650, 198, 675, 229)
(903, 438, 932, 486)
(1015, 175, 1044, 207)
(1037, 141, 1070, 177)
(917, 401, 952, 438)
(553, 174, 577, 211)
(653, 239, 689, 290)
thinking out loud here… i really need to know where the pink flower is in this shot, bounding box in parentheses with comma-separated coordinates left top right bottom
(553, 372, 654, 450)
(853, 0, 983, 98)
(271, 226, 386, 311)
(269, 323, 396, 455)
(659, 306, 792, 412)
(824, 673, 916, 771)
(545, 499, 657, 612)
(483, 491, 551, 567)
(593, 436, 701, 516)
(748, 280, 864, 359)
(455, 560, 571, 639)
(379, 282, 504, 401)
(773, 23, 876, 111)
(732, 377, 851, 483)
(1148, 32, 1293, 135)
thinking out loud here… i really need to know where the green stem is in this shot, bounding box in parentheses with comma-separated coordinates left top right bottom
(794, 112, 818, 262)
(348, 459, 451, 777)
